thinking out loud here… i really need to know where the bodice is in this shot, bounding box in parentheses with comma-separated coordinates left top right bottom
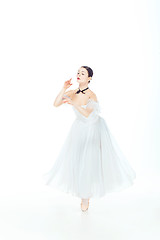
(72, 98, 101, 124)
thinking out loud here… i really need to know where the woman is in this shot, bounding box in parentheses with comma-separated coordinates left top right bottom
(43, 66, 136, 212)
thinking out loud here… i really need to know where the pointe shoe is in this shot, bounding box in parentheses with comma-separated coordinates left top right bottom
(81, 199, 90, 212)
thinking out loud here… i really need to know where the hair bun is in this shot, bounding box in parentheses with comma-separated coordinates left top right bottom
(81, 66, 93, 78)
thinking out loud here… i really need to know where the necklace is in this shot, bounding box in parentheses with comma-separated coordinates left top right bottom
(75, 87, 89, 94)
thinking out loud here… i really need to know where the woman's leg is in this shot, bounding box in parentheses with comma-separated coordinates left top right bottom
(81, 198, 90, 211)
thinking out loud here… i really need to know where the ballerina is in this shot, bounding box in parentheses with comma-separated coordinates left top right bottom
(43, 66, 136, 212)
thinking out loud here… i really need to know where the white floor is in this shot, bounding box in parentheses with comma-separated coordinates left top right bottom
(0, 183, 160, 240)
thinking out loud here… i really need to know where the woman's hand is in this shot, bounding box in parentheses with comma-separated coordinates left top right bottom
(62, 96, 74, 105)
(63, 78, 73, 90)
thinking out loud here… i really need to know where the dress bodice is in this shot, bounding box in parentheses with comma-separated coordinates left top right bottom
(72, 98, 101, 124)
(63, 94, 101, 123)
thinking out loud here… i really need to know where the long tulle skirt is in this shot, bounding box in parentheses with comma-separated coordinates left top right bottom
(42, 116, 136, 198)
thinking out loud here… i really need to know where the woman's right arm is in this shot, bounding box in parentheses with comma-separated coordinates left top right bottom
(53, 78, 73, 107)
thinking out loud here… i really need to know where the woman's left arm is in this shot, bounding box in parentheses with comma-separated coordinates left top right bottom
(72, 104, 93, 118)
(62, 96, 93, 118)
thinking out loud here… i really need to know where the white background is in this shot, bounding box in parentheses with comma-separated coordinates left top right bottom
(0, 0, 160, 239)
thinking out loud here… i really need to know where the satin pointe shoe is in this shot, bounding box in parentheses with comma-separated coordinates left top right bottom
(81, 198, 90, 212)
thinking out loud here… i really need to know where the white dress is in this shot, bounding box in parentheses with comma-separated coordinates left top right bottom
(42, 96, 136, 199)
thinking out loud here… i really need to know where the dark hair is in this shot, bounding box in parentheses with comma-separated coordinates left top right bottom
(81, 66, 93, 83)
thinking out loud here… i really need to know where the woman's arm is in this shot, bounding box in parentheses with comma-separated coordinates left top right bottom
(53, 87, 67, 107)
(73, 93, 98, 117)
(72, 103, 93, 118)
(53, 88, 73, 107)
(63, 93, 97, 118)
(53, 78, 73, 107)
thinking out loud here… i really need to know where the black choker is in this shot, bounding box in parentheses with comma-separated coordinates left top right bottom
(75, 87, 89, 94)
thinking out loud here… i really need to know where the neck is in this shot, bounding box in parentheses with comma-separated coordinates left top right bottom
(78, 83, 89, 90)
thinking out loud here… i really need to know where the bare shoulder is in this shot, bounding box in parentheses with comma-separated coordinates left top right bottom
(89, 90, 98, 102)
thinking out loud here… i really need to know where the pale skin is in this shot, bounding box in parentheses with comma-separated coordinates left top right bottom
(53, 67, 97, 210)
(53, 67, 98, 118)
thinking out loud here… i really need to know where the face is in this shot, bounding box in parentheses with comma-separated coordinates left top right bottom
(77, 67, 91, 84)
